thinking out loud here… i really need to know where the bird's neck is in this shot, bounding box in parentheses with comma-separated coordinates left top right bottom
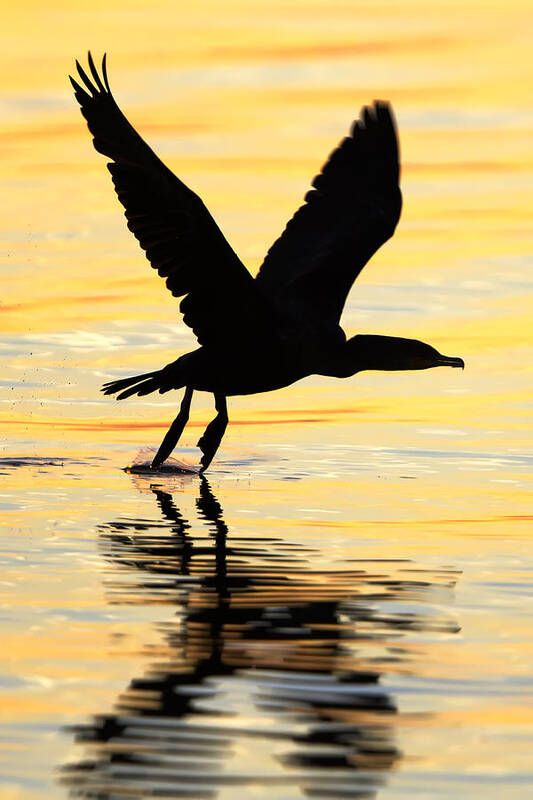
(316, 337, 368, 378)
(318, 334, 429, 377)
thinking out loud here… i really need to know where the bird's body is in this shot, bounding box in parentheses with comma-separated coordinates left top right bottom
(157, 344, 307, 397)
(71, 53, 464, 471)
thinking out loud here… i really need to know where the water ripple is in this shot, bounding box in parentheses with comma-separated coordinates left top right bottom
(61, 478, 459, 798)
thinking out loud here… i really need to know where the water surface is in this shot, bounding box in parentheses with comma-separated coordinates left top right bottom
(2, 1, 532, 797)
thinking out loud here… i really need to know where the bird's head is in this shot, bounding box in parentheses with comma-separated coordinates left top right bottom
(343, 334, 464, 375)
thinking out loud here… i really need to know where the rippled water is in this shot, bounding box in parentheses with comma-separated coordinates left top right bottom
(62, 474, 459, 798)
(2, 448, 531, 798)
(2, 1, 533, 797)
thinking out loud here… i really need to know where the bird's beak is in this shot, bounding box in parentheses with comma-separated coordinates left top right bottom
(436, 355, 465, 369)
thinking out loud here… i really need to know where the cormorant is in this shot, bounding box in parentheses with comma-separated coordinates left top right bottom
(70, 53, 464, 472)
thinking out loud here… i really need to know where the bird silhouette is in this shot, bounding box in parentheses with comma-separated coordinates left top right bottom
(71, 53, 464, 472)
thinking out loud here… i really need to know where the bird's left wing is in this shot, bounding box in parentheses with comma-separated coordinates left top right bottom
(255, 101, 402, 328)
(70, 53, 272, 347)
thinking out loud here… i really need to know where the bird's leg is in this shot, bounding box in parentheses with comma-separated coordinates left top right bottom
(197, 393, 228, 473)
(151, 386, 193, 470)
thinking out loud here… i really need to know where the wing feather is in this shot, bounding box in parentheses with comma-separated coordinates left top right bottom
(255, 101, 402, 327)
(71, 53, 271, 347)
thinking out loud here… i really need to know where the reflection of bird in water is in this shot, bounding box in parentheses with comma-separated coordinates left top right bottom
(70, 53, 464, 471)
(61, 477, 459, 798)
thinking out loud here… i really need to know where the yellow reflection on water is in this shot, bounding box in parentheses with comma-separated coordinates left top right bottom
(1, 0, 533, 798)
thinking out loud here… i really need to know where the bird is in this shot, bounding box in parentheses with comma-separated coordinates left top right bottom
(70, 52, 464, 473)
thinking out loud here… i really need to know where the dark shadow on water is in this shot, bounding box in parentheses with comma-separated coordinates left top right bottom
(60, 477, 459, 799)
(0, 456, 95, 475)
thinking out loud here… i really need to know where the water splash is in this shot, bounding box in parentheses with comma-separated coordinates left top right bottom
(125, 447, 200, 475)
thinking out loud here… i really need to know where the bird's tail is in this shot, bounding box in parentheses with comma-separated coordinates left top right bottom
(102, 368, 179, 400)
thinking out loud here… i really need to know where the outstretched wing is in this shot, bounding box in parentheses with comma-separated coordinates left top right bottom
(255, 101, 402, 327)
(70, 53, 271, 347)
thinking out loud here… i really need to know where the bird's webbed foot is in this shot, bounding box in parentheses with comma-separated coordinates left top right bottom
(198, 394, 228, 473)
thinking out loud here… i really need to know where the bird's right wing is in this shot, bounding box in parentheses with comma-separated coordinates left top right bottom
(70, 53, 272, 347)
(255, 101, 402, 328)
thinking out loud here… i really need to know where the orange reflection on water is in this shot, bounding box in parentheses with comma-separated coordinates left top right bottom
(1, 0, 533, 797)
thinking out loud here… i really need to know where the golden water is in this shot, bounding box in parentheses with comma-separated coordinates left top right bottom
(1, 1, 532, 797)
